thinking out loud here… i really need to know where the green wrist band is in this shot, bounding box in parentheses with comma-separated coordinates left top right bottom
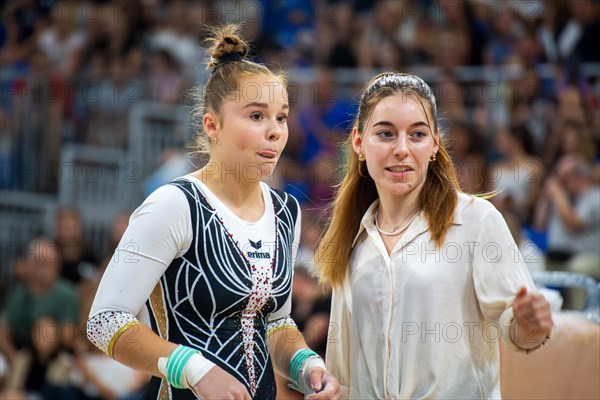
(288, 348, 320, 393)
(166, 345, 197, 389)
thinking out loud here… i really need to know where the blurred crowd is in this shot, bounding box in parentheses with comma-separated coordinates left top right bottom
(1, 0, 599, 398)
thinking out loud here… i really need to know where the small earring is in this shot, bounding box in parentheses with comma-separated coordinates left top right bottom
(430, 152, 436, 162)
(213, 136, 221, 145)
(357, 154, 367, 177)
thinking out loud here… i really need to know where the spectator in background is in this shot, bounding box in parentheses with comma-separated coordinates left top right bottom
(103, 210, 131, 262)
(36, 1, 86, 79)
(513, 30, 543, 69)
(508, 66, 552, 148)
(445, 119, 485, 194)
(0, 239, 79, 366)
(430, 0, 489, 66)
(54, 207, 98, 286)
(537, 155, 600, 273)
(73, 210, 148, 400)
(9, 256, 29, 286)
(358, 0, 405, 68)
(291, 265, 331, 355)
(545, 118, 597, 168)
(6, 48, 64, 193)
(295, 209, 324, 266)
(147, 48, 186, 104)
(290, 265, 319, 336)
(432, 28, 468, 73)
(83, 1, 143, 149)
(484, 4, 520, 66)
(538, 0, 571, 64)
(295, 67, 355, 206)
(70, 349, 148, 400)
(0, 1, 42, 68)
(317, 1, 360, 68)
(78, 210, 132, 340)
(435, 71, 468, 121)
(379, 37, 405, 70)
(142, 149, 196, 197)
(0, 317, 73, 400)
(565, 0, 600, 63)
(149, 0, 203, 81)
(556, 85, 588, 124)
(263, 0, 315, 67)
(489, 124, 543, 225)
(104, 2, 144, 80)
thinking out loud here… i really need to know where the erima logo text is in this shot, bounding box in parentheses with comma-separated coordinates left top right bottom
(247, 239, 270, 259)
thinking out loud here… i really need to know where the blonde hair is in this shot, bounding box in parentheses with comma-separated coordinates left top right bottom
(189, 24, 287, 154)
(317, 72, 460, 287)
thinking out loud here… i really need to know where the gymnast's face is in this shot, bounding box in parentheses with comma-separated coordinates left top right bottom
(204, 73, 289, 181)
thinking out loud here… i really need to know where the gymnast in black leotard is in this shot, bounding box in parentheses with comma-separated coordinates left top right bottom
(87, 24, 340, 400)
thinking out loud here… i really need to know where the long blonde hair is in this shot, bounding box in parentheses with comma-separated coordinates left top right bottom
(317, 72, 460, 287)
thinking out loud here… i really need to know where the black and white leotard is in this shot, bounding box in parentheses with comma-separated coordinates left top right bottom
(88, 177, 301, 400)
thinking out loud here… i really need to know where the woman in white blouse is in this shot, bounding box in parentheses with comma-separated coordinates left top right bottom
(317, 72, 553, 399)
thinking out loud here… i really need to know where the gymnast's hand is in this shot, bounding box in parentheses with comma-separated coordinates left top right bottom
(191, 365, 251, 400)
(304, 367, 342, 400)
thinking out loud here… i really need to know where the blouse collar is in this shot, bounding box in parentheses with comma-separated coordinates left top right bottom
(352, 197, 464, 248)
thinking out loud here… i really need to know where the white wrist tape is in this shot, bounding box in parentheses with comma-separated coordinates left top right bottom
(301, 356, 327, 376)
(297, 354, 327, 394)
(183, 353, 217, 387)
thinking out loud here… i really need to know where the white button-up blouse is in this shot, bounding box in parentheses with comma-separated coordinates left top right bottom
(326, 192, 537, 399)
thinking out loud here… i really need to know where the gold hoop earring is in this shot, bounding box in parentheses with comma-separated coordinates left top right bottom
(430, 152, 436, 162)
(357, 154, 367, 177)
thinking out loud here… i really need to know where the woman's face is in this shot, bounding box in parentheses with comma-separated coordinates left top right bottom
(562, 126, 579, 154)
(205, 73, 289, 181)
(57, 212, 82, 242)
(353, 93, 439, 199)
(495, 128, 514, 155)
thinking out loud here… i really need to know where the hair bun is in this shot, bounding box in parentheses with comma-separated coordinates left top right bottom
(205, 24, 250, 70)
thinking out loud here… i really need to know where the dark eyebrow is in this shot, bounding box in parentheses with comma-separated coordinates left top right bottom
(409, 121, 430, 129)
(243, 102, 289, 110)
(372, 120, 395, 128)
(372, 120, 430, 128)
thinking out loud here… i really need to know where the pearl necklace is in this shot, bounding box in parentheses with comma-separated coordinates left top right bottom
(375, 209, 420, 236)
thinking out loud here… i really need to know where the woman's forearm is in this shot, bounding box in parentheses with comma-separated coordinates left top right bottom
(110, 322, 177, 377)
(268, 327, 309, 379)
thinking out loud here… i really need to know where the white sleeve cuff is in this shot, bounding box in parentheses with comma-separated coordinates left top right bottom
(267, 316, 298, 337)
(499, 307, 550, 354)
(499, 308, 526, 354)
(87, 311, 139, 357)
